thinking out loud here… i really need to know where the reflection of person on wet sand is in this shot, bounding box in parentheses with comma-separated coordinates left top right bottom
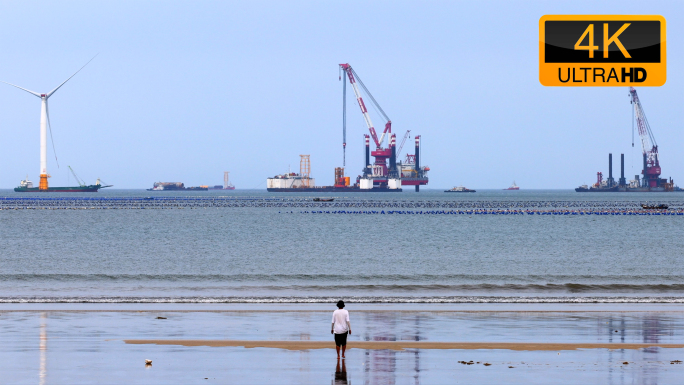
(331, 300, 351, 359)
(334, 358, 348, 384)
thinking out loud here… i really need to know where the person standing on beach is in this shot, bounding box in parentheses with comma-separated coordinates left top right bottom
(331, 300, 351, 359)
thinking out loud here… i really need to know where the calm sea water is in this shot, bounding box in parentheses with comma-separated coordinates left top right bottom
(1, 189, 683, 303)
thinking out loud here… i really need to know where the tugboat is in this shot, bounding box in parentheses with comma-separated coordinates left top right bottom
(504, 181, 519, 190)
(444, 186, 476, 193)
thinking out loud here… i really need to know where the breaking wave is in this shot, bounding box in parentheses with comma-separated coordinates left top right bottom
(2, 296, 684, 303)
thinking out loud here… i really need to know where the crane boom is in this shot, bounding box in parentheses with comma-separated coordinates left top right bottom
(397, 130, 411, 156)
(339, 63, 391, 149)
(630, 87, 657, 159)
(68, 166, 86, 187)
(629, 87, 661, 188)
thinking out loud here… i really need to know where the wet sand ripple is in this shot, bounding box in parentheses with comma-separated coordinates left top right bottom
(123, 340, 684, 351)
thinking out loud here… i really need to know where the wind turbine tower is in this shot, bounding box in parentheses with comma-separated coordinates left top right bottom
(2, 56, 97, 191)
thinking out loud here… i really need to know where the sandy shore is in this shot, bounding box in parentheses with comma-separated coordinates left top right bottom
(124, 339, 684, 351)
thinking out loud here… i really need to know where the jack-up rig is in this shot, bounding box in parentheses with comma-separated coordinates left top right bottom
(339, 63, 429, 192)
(266, 64, 429, 192)
(576, 87, 676, 192)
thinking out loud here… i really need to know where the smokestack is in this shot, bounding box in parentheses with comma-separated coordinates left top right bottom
(606, 153, 615, 187)
(609, 153, 612, 181)
(415, 135, 420, 174)
(389, 134, 398, 177)
(364, 135, 370, 176)
(619, 153, 626, 186)
(415, 135, 421, 192)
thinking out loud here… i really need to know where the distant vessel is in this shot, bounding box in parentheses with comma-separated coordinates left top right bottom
(15, 177, 111, 192)
(267, 172, 401, 192)
(504, 181, 519, 190)
(574, 176, 619, 192)
(208, 171, 235, 190)
(147, 182, 185, 191)
(641, 203, 668, 210)
(147, 182, 209, 191)
(267, 157, 402, 192)
(444, 186, 476, 193)
(575, 155, 674, 193)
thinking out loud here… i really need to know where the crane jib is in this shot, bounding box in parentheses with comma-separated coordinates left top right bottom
(340, 63, 389, 149)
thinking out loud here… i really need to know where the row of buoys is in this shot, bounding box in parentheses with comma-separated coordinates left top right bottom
(0, 197, 681, 210)
(294, 209, 684, 215)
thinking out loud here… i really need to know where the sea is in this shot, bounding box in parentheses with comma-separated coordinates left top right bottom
(1, 189, 683, 304)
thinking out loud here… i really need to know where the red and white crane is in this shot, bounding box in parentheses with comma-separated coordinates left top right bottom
(629, 87, 661, 188)
(339, 63, 391, 149)
(396, 130, 411, 157)
(339, 63, 429, 191)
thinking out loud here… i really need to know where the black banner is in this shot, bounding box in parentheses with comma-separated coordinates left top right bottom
(544, 21, 660, 63)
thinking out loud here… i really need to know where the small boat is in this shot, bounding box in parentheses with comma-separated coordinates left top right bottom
(641, 203, 668, 210)
(313, 198, 335, 202)
(445, 186, 476, 193)
(504, 181, 519, 190)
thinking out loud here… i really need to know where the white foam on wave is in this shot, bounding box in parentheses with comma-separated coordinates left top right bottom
(2, 296, 684, 303)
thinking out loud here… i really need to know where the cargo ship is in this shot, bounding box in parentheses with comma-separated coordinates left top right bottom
(208, 185, 235, 190)
(147, 182, 185, 191)
(575, 184, 619, 192)
(146, 182, 208, 191)
(445, 186, 476, 193)
(14, 177, 112, 192)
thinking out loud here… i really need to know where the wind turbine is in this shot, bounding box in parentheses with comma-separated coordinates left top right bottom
(2, 55, 97, 190)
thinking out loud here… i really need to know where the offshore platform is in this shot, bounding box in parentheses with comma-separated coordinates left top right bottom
(339, 63, 429, 192)
(576, 87, 677, 192)
(267, 64, 429, 192)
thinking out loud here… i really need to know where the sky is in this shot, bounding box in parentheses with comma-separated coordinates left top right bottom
(0, 0, 682, 189)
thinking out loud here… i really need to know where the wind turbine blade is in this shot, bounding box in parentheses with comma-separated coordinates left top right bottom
(47, 53, 99, 98)
(46, 100, 59, 168)
(1, 81, 41, 97)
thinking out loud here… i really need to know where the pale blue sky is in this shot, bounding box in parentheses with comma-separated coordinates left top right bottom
(0, 0, 682, 189)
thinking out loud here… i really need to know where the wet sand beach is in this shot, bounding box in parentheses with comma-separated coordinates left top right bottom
(125, 339, 684, 351)
(1, 305, 683, 384)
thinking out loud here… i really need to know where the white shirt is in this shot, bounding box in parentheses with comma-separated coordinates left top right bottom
(331, 309, 350, 334)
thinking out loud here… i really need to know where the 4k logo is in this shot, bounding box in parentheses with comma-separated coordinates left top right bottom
(539, 15, 666, 86)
